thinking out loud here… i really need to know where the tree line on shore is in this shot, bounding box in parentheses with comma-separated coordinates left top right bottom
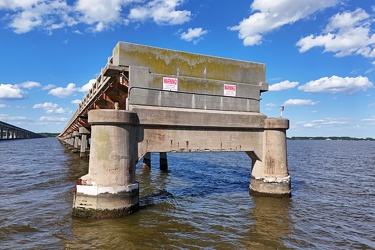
(39, 133, 60, 137)
(288, 136, 375, 141)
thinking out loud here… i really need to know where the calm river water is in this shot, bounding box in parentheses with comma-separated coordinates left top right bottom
(0, 138, 374, 249)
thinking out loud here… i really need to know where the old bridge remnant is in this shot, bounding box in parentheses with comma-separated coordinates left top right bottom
(58, 42, 290, 218)
(0, 121, 43, 140)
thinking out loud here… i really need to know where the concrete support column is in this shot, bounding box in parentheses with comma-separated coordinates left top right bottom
(142, 152, 151, 169)
(65, 135, 69, 145)
(72, 131, 80, 153)
(66, 134, 74, 149)
(249, 118, 291, 197)
(73, 110, 139, 218)
(160, 152, 168, 171)
(79, 127, 90, 158)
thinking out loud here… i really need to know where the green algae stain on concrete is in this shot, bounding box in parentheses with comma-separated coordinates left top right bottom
(94, 127, 112, 161)
(178, 79, 222, 95)
(113, 42, 266, 85)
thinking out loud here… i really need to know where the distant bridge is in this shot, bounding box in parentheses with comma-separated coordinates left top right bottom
(0, 121, 43, 140)
(59, 42, 290, 219)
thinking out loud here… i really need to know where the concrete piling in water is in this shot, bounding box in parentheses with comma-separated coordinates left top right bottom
(141, 152, 168, 171)
(79, 127, 90, 158)
(73, 109, 139, 218)
(66, 133, 74, 150)
(249, 118, 291, 197)
(72, 131, 80, 153)
(160, 152, 168, 171)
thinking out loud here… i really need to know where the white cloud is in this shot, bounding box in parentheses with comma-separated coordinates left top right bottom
(0, 113, 28, 121)
(128, 0, 191, 25)
(0, 104, 6, 108)
(48, 83, 77, 98)
(300, 117, 349, 128)
(17, 81, 41, 89)
(229, 0, 339, 46)
(0, 0, 40, 9)
(283, 99, 319, 106)
(79, 79, 95, 93)
(7, 0, 72, 34)
(75, 0, 132, 31)
(303, 123, 315, 128)
(33, 102, 69, 114)
(362, 116, 375, 122)
(47, 80, 93, 98)
(298, 75, 373, 94)
(54, 107, 67, 114)
(71, 99, 82, 105)
(0, 84, 26, 100)
(266, 102, 276, 110)
(42, 84, 56, 90)
(269, 80, 299, 91)
(180, 28, 208, 44)
(39, 116, 68, 122)
(33, 102, 58, 109)
(1, 0, 190, 34)
(297, 9, 375, 59)
(76, 0, 126, 24)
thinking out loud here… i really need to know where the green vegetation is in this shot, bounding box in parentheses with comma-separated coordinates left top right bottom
(288, 136, 375, 141)
(39, 132, 59, 137)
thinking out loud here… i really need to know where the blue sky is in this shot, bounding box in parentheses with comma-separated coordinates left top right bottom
(0, 0, 374, 138)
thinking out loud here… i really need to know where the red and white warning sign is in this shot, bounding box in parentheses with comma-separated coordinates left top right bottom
(163, 77, 178, 91)
(224, 84, 236, 96)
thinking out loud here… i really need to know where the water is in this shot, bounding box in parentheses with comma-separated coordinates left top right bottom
(0, 138, 374, 249)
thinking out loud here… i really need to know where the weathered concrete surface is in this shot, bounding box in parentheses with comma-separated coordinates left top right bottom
(113, 42, 267, 87)
(59, 42, 292, 218)
(73, 110, 139, 218)
(79, 127, 90, 158)
(127, 66, 264, 112)
(72, 131, 80, 153)
(130, 106, 264, 160)
(249, 118, 291, 197)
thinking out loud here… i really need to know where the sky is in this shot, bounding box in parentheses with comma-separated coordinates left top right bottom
(0, 0, 374, 138)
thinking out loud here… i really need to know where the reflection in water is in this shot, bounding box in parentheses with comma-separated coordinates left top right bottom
(242, 196, 291, 249)
(64, 152, 293, 249)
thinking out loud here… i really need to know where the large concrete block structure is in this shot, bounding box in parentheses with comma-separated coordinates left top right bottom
(59, 42, 290, 218)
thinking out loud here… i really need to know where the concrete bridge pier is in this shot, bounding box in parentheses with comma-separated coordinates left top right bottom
(160, 152, 168, 171)
(72, 131, 80, 153)
(249, 118, 291, 197)
(142, 152, 169, 171)
(79, 127, 90, 158)
(64, 133, 74, 149)
(73, 109, 139, 218)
